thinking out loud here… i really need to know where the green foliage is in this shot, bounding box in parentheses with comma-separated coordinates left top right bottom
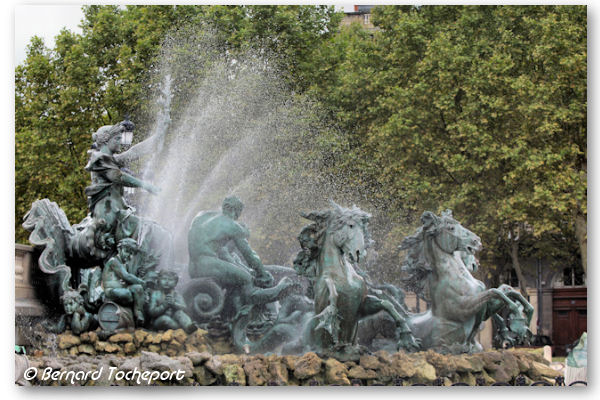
(306, 5, 586, 278)
(15, 5, 341, 243)
(199, 5, 342, 90)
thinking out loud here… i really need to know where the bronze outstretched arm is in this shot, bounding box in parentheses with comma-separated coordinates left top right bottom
(102, 167, 160, 194)
(114, 119, 169, 165)
(120, 172, 160, 194)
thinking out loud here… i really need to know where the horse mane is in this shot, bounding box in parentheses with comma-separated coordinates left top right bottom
(293, 212, 327, 282)
(399, 225, 432, 300)
(400, 209, 470, 300)
(293, 201, 372, 285)
(398, 210, 454, 300)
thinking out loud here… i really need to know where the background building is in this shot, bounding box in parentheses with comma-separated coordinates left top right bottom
(341, 5, 376, 31)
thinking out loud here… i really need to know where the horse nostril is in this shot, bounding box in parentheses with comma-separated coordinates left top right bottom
(471, 239, 481, 250)
(356, 250, 360, 263)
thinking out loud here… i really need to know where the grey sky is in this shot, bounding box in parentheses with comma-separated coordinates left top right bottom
(15, 5, 84, 65)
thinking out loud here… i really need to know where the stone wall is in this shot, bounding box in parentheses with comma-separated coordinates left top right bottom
(15, 244, 46, 346)
(22, 329, 561, 386)
(48, 329, 230, 358)
(15, 244, 47, 317)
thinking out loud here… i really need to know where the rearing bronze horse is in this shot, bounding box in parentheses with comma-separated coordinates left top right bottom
(400, 210, 533, 353)
(294, 202, 420, 358)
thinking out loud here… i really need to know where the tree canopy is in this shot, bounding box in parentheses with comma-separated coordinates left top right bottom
(304, 5, 586, 285)
(15, 4, 340, 240)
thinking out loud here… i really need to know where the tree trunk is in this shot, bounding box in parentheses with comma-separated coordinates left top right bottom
(575, 158, 587, 276)
(510, 236, 529, 299)
(575, 211, 587, 275)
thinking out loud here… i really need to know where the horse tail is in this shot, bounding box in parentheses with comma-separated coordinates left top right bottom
(22, 199, 74, 295)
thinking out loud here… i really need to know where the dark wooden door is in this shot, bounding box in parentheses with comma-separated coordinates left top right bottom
(552, 287, 587, 356)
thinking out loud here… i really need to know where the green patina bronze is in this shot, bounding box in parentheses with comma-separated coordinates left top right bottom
(102, 238, 147, 326)
(399, 210, 533, 353)
(566, 332, 587, 368)
(186, 195, 300, 352)
(293, 201, 420, 359)
(188, 196, 273, 287)
(21, 111, 531, 357)
(146, 270, 198, 333)
(43, 287, 98, 335)
(22, 119, 177, 335)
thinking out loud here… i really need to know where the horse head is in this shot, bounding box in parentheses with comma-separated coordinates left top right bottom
(460, 251, 480, 272)
(328, 201, 372, 264)
(421, 210, 482, 257)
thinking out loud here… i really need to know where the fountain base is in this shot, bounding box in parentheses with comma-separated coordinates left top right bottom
(18, 330, 561, 386)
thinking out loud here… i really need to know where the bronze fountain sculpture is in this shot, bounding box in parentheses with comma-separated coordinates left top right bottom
(293, 202, 420, 359)
(398, 210, 533, 353)
(22, 112, 533, 358)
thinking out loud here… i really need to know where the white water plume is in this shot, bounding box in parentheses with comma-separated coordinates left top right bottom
(136, 31, 356, 267)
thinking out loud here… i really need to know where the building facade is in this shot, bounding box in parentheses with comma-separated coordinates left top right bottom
(341, 5, 376, 31)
